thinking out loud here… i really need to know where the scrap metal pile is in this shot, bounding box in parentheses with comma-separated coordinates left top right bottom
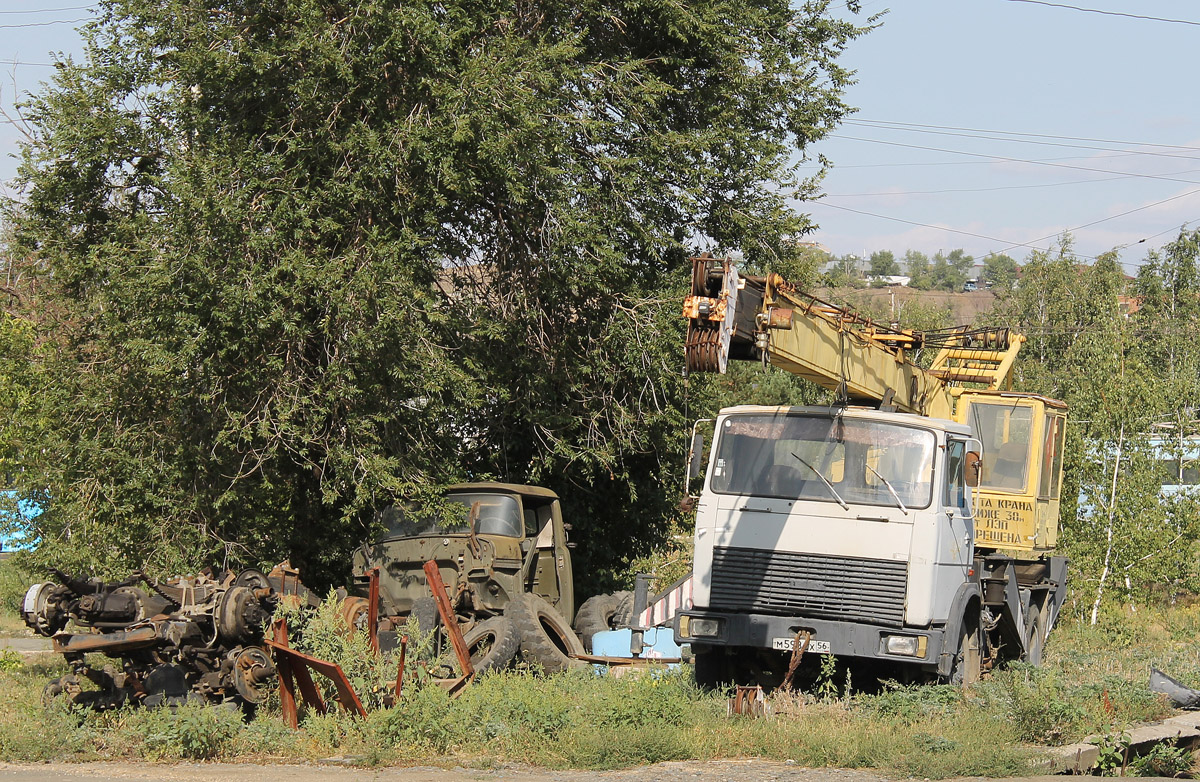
(22, 563, 312, 710)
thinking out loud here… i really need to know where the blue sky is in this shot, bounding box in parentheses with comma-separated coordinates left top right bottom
(1, 1, 1198, 271)
(808, 1, 1200, 269)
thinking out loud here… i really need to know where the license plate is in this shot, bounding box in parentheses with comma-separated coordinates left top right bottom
(772, 637, 831, 653)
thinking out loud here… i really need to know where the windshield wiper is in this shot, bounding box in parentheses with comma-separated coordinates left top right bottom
(865, 464, 909, 516)
(790, 452, 849, 511)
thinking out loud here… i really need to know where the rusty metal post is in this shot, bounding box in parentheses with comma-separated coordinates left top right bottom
(272, 618, 299, 729)
(394, 634, 408, 701)
(367, 566, 381, 655)
(422, 560, 474, 678)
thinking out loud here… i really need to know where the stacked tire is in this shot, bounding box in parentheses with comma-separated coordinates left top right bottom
(506, 594, 586, 673)
(572, 591, 634, 653)
(405, 591, 632, 675)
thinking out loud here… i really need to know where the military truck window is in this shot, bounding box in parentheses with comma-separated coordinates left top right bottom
(968, 402, 1033, 492)
(379, 493, 523, 539)
(711, 414, 936, 509)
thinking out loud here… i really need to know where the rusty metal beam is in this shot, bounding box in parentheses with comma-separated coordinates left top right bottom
(52, 626, 159, 654)
(367, 566, 380, 655)
(267, 617, 367, 727)
(422, 560, 474, 679)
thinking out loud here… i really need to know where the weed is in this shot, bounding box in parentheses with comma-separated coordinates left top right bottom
(0, 650, 22, 672)
(1128, 738, 1193, 777)
(131, 702, 243, 760)
(860, 681, 963, 724)
(1088, 728, 1131, 775)
(976, 663, 1087, 744)
(814, 653, 838, 701)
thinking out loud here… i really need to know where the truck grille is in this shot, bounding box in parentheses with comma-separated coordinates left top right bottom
(709, 546, 908, 626)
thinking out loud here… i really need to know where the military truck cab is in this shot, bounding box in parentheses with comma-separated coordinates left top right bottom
(352, 482, 574, 622)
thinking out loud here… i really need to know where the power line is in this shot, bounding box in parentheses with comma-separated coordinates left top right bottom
(845, 119, 1200, 163)
(0, 60, 58, 68)
(852, 118, 1200, 153)
(808, 200, 1099, 258)
(1001, 0, 1200, 26)
(0, 17, 88, 28)
(0, 5, 93, 14)
(992, 188, 1200, 257)
(831, 135, 1200, 186)
(826, 171, 1200, 198)
(803, 151, 1150, 170)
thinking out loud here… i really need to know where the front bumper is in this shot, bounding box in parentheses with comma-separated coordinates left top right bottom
(675, 609, 948, 666)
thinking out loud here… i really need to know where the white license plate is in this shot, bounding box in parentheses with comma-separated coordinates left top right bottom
(772, 637, 831, 653)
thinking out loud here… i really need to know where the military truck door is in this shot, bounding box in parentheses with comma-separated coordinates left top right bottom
(522, 496, 575, 621)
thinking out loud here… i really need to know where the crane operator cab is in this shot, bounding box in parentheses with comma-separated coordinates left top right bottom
(954, 392, 1067, 553)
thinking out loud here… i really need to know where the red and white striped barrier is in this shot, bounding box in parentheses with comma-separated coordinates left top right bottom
(635, 574, 693, 629)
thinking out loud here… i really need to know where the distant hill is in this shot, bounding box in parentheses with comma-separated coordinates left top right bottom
(814, 286, 998, 327)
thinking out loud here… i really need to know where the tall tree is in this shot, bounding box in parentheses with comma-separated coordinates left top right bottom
(982, 253, 1019, 292)
(904, 249, 931, 289)
(4, 0, 867, 584)
(868, 249, 899, 278)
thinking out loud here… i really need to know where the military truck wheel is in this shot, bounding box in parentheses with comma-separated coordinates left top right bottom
(340, 596, 370, 635)
(573, 591, 634, 653)
(1025, 604, 1046, 666)
(408, 597, 440, 636)
(949, 608, 983, 686)
(461, 616, 521, 674)
(508, 594, 585, 673)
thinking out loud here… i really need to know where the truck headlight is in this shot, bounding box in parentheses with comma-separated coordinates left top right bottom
(683, 617, 722, 638)
(881, 635, 927, 658)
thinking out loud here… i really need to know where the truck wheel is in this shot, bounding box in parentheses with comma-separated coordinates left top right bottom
(1025, 605, 1046, 666)
(461, 616, 521, 675)
(950, 609, 983, 686)
(508, 594, 585, 673)
(573, 591, 634, 652)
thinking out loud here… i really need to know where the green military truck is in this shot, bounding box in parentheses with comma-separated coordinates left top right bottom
(348, 482, 631, 672)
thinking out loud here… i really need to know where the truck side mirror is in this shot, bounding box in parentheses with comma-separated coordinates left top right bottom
(965, 450, 983, 487)
(687, 432, 705, 481)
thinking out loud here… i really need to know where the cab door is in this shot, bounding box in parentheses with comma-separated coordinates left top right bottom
(934, 438, 974, 618)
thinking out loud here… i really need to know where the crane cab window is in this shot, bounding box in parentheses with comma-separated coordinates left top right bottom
(1039, 414, 1065, 500)
(967, 402, 1033, 492)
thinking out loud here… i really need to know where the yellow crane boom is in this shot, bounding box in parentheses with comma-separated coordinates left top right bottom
(682, 254, 1067, 554)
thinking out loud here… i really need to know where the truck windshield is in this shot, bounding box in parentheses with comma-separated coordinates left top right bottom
(710, 413, 937, 509)
(378, 493, 523, 539)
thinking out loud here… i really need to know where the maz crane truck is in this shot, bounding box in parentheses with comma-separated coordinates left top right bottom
(674, 256, 1067, 686)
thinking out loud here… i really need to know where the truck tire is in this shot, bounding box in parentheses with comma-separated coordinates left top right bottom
(508, 594, 585, 673)
(573, 591, 634, 653)
(1025, 604, 1046, 666)
(949, 609, 983, 686)
(461, 616, 521, 675)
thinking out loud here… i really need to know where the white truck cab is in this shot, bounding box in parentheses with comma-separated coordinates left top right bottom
(677, 404, 1000, 686)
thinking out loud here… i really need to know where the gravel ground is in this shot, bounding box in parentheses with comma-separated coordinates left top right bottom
(0, 761, 1066, 782)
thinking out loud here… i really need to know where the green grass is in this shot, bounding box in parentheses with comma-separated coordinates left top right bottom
(0, 599, 1194, 776)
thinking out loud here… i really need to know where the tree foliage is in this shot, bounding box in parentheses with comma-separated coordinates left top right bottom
(3, 0, 866, 586)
